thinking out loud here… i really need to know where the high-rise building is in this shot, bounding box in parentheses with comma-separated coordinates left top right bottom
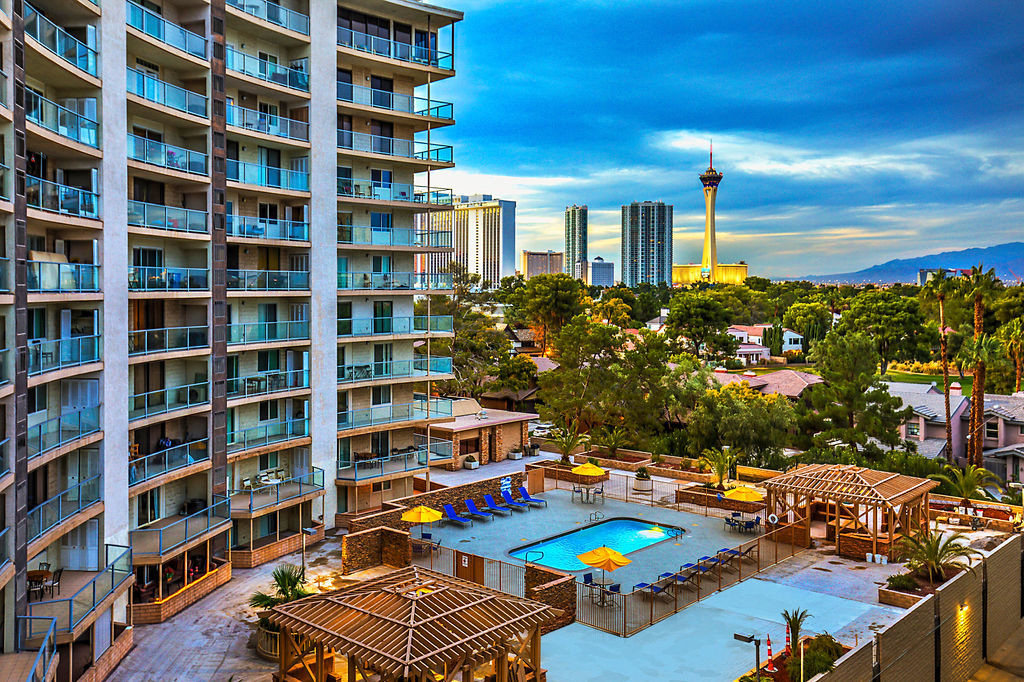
(0, 1, 460, 674)
(588, 257, 616, 287)
(621, 201, 673, 286)
(427, 195, 515, 285)
(564, 204, 588, 275)
(521, 250, 564, 279)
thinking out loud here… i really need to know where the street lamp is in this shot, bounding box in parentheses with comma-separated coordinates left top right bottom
(300, 527, 317, 581)
(734, 633, 761, 682)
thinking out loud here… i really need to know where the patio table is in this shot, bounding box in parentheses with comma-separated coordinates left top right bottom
(590, 577, 613, 605)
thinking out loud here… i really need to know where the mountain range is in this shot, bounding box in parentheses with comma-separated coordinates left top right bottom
(796, 242, 1024, 284)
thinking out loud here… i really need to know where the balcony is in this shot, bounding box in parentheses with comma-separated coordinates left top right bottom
(0, 70, 8, 109)
(129, 326, 209, 356)
(337, 315, 453, 339)
(128, 134, 208, 176)
(226, 269, 309, 292)
(337, 130, 453, 163)
(225, 102, 308, 142)
(336, 27, 453, 70)
(26, 90, 99, 148)
(226, 215, 308, 241)
(126, 0, 206, 59)
(0, 163, 9, 201)
(129, 438, 209, 487)
(337, 82, 453, 120)
(226, 0, 309, 35)
(0, 527, 9, 569)
(25, 3, 98, 77)
(127, 66, 208, 118)
(227, 417, 308, 454)
(226, 159, 309, 191)
(337, 396, 453, 431)
(0, 350, 9, 387)
(0, 438, 9, 477)
(229, 468, 324, 514)
(27, 334, 101, 376)
(225, 46, 309, 92)
(26, 176, 99, 219)
(128, 199, 208, 235)
(228, 320, 309, 345)
(26, 545, 132, 635)
(337, 177, 453, 206)
(0, 258, 8, 292)
(128, 266, 210, 292)
(337, 356, 453, 385)
(27, 474, 102, 545)
(27, 261, 99, 293)
(130, 496, 230, 558)
(337, 225, 452, 248)
(4, 616, 57, 682)
(27, 407, 100, 459)
(337, 271, 453, 291)
(337, 436, 451, 481)
(129, 381, 209, 421)
(226, 369, 309, 400)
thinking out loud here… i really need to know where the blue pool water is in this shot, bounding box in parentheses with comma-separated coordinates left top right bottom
(509, 518, 684, 571)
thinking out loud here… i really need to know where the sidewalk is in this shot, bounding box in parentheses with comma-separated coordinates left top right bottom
(972, 623, 1024, 681)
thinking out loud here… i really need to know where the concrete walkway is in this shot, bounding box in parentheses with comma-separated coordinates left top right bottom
(972, 623, 1024, 681)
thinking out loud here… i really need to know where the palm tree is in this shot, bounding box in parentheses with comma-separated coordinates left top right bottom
(249, 564, 312, 614)
(928, 463, 1001, 506)
(595, 424, 631, 459)
(923, 271, 956, 462)
(781, 608, 812, 652)
(895, 528, 982, 585)
(700, 447, 737, 490)
(997, 318, 1024, 392)
(551, 423, 589, 465)
(962, 267, 999, 466)
(957, 334, 1002, 466)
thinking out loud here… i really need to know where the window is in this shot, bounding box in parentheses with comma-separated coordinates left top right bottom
(137, 488, 160, 526)
(371, 430, 390, 457)
(259, 451, 279, 470)
(906, 423, 920, 437)
(371, 480, 392, 493)
(259, 400, 279, 421)
(1019, 425, 1024, 436)
(460, 437, 480, 455)
(258, 350, 279, 372)
(27, 385, 47, 414)
(371, 384, 391, 405)
(985, 422, 999, 439)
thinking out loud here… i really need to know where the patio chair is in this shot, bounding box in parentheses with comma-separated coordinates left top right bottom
(441, 504, 473, 527)
(699, 556, 724, 571)
(28, 582, 46, 602)
(671, 571, 697, 591)
(571, 485, 584, 503)
(517, 487, 547, 508)
(743, 520, 757, 533)
(720, 546, 757, 563)
(38, 562, 51, 572)
(483, 494, 512, 516)
(724, 517, 740, 531)
(591, 485, 605, 504)
(501, 489, 530, 512)
(463, 499, 494, 522)
(44, 568, 64, 597)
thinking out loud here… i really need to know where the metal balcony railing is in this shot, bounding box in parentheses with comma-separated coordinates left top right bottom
(337, 356, 452, 384)
(127, 66, 208, 118)
(337, 396, 453, 430)
(337, 224, 452, 248)
(27, 474, 102, 544)
(336, 176, 453, 205)
(25, 90, 99, 147)
(337, 129, 453, 163)
(27, 261, 99, 293)
(226, 417, 308, 453)
(129, 381, 209, 420)
(227, 320, 309, 344)
(26, 545, 131, 636)
(17, 616, 58, 680)
(25, 3, 97, 75)
(225, 102, 308, 141)
(225, 46, 309, 92)
(129, 325, 209, 355)
(126, 0, 206, 58)
(27, 334, 101, 375)
(336, 271, 453, 291)
(226, 0, 309, 35)
(226, 269, 309, 291)
(336, 27, 452, 70)
(336, 81, 453, 120)
(26, 407, 100, 459)
(337, 315, 453, 338)
(229, 468, 324, 512)
(226, 215, 308, 241)
(226, 369, 309, 399)
(226, 159, 309, 190)
(129, 438, 210, 487)
(130, 497, 230, 556)
(337, 435, 451, 480)
(128, 133, 208, 175)
(26, 176, 99, 219)
(128, 266, 209, 291)
(128, 199, 208, 234)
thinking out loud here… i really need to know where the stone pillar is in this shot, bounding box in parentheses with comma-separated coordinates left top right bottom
(479, 430, 490, 465)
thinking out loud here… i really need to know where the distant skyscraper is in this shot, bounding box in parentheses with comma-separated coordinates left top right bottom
(588, 257, 615, 287)
(428, 194, 516, 285)
(521, 250, 564, 279)
(621, 201, 673, 287)
(564, 205, 588, 275)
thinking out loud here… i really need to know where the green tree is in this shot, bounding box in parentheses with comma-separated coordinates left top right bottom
(537, 316, 621, 431)
(493, 354, 537, 399)
(249, 564, 312, 612)
(922, 270, 958, 462)
(550, 423, 590, 465)
(783, 301, 831, 353)
(523, 273, 585, 352)
(996, 317, 1024, 392)
(929, 464, 1001, 505)
(605, 329, 691, 438)
(896, 528, 981, 585)
(993, 285, 1024, 326)
(835, 290, 928, 375)
(494, 274, 528, 326)
(591, 296, 632, 328)
(699, 447, 737, 489)
(665, 291, 732, 359)
(594, 425, 632, 459)
(781, 608, 812, 656)
(960, 266, 1001, 465)
(957, 334, 1002, 466)
(761, 323, 785, 356)
(686, 382, 796, 464)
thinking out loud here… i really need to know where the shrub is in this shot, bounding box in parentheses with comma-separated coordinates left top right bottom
(723, 358, 744, 370)
(783, 349, 806, 364)
(635, 467, 651, 480)
(885, 573, 919, 592)
(787, 648, 835, 680)
(805, 632, 844, 660)
(464, 455, 477, 463)
(651, 453, 664, 464)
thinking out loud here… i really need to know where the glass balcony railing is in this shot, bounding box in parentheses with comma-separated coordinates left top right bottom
(337, 356, 452, 384)
(0, 349, 8, 386)
(129, 381, 209, 420)
(336, 81, 453, 120)
(128, 199, 208, 234)
(129, 325, 209, 355)
(27, 407, 100, 459)
(17, 616, 58, 680)
(0, 257, 8, 292)
(25, 3, 98, 76)
(128, 266, 209, 291)
(337, 435, 451, 481)
(337, 271, 453, 291)
(0, 163, 9, 201)
(226, 269, 309, 291)
(226, 369, 309, 399)
(338, 396, 453, 431)
(27, 334, 101, 375)
(225, 102, 308, 141)
(229, 468, 324, 512)
(130, 496, 230, 556)
(0, 438, 9, 477)
(129, 438, 209, 487)
(226, 215, 308, 241)
(226, 0, 309, 35)
(27, 474, 101, 544)
(127, 0, 206, 58)
(227, 417, 308, 454)
(0, 527, 8, 571)
(0, 70, 8, 108)
(337, 224, 452, 248)
(336, 177, 453, 205)
(127, 66, 208, 118)
(25, 90, 99, 147)
(225, 46, 309, 92)
(27, 261, 99, 293)
(128, 133, 208, 175)
(26, 545, 131, 636)
(26, 176, 99, 219)
(226, 159, 309, 190)
(228, 320, 309, 344)
(337, 130, 453, 163)
(336, 27, 453, 70)
(337, 315, 453, 338)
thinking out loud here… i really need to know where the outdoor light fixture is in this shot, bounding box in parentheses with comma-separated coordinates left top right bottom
(300, 526, 318, 580)
(733, 633, 762, 682)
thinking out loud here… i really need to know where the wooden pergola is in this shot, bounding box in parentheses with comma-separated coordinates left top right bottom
(265, 566, 559, 682)
(764, 464, 938, 560)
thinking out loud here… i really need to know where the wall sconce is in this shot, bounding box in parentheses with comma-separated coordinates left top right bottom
(959, 601, 968, 613)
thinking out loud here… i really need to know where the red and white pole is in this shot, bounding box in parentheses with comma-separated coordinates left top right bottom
(785, 624, 791, 656)
(765, 635, 777, 673)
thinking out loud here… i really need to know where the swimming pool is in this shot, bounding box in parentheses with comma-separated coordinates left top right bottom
(509, 518, 684, 572)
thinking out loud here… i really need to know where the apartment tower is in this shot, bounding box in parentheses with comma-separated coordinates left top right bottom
(621, 201, 672, 287)
(520, 250, 563, 279)
(0, 0, 460, 678)
(564, 204, 587, 276)
(427, 194, 515, 286)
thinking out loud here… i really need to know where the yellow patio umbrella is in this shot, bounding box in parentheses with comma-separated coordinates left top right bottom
(401, 505, 443, 537)
(577, 546, 631, 572)
(571, 462, 606, 477)
(724, 486, 764, 503)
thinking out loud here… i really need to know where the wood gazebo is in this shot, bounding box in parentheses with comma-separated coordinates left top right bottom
(763, 464, 938, 560)
(265, 566, 560, 682)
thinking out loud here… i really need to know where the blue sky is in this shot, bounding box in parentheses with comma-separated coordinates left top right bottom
(426, 0, 1024, 279)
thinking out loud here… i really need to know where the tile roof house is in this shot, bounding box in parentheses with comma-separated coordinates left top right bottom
(884, 383, 971, 461)
(727, 324, 804, 354)
(710, 368, 823, 399)
(977, 393, 1024, 481)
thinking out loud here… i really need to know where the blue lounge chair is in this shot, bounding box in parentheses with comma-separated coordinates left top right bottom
(501, 489, 530, 512)
(583, 573, 593, 585)
(442, 504, 473, 527)
(483, 494, 512, 516)
(464, 499, 494, 522)
(518, 487, 547, 508)
(672, 571, 697, 590)
(720, 546, 757, 562)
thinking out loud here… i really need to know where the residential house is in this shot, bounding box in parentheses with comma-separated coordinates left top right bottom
(710, 368, 823, 400)
(976, 392, 1024, 482)
(480, 357, 559, 412)
(424, 399, 537, 470)
(645, 308, 670, 333)
(728, 325, 804, 354)
(884, 383, 970, 461)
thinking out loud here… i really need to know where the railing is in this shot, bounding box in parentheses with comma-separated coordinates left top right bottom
(0, 348, 9, 386)
(226, 159, 309, 190)
(337, 315, 454, 338)
(129, 325, 209, 355)
(230, 468, 324, 512)
(226, 215, 308, 241)
(27, 261, 99, 293)
(228, 320, 309, 344)
(337, 397, 453, 430)
(226, 0, 309, 35)
(25, 90, 99, 147)
(128, 199, 208, 234)
(226, 269, 309, 291)
(128, 133, 208, 175)
(27, 334, 101, 375)
(337, 130, 453, 163)
(130, 496, 230, 556)
(130, 438, 210, 487)
(26, 545, 132, 635)
(27, 474, 102, 544)
(17, 616, 57, 682)
(129, 380, 209, 420)
(225, 102, 308, 141)
(0, 527, 9, 569)
(337, 225, 452, 247)
(337, 356, 452, 384)
(0, 438, 9, 477)
(0, 69, 8, 108)
(26, 175, 100, 218)
(0, 257, 8, 292)
(0, 163, 9, 201)
(337, 81, 453, 120)
(227, 369, 309, 399)
(25, 3, 98, 76)
(337, 177, 453, 206)
(127, 66, 208, 117)
(336, 27, 453, 70)
(227, 417, 308, 453)
(337, 271, 453, 291)
(337, 435, 451, 480)
(128, 266, 209, 291)
(225, 46, 309, 92)
(126, 0, 206, 58)
(26, 407, 100, 458)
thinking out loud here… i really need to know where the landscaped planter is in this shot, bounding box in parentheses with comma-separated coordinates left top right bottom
(572, 452, 651, 473)
(648, 465, 716, 484)
(463, 459, 479, 470)
(633, 478, 654, 493)
(878, 586, 925, 608)
(508, 450, 523, 460)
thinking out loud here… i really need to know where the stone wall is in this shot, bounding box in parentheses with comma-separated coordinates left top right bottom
(132, 559, 232, 625)
(572, 452, 650, 473)
(232, 523, 325, 569)
(812, 640, 873, 682)
(878, 587, 925, 609)
(674, 488, 766, 514)
(876, 594, 936, 682)
(936, 566, 984, 682)
(78, 624, 134, 682)
(525, 462, 609, 486)
(381, 527, 411, 568)
(649, 466, 716, 483)
(736, 465, 783, 482)
(341, 526, 412, 575)
(524, 564, 576, 634)
(837, 532, 893, 561)
(984, 535, 1023, 657)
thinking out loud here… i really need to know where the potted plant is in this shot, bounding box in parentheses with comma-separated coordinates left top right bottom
(463, 455, 479, 470)
(250, 564, 313, 661)
(508, 447, 523, 461)
(634, 467, 653, 492)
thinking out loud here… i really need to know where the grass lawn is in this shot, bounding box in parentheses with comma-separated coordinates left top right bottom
(883, 371, 974, 395)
